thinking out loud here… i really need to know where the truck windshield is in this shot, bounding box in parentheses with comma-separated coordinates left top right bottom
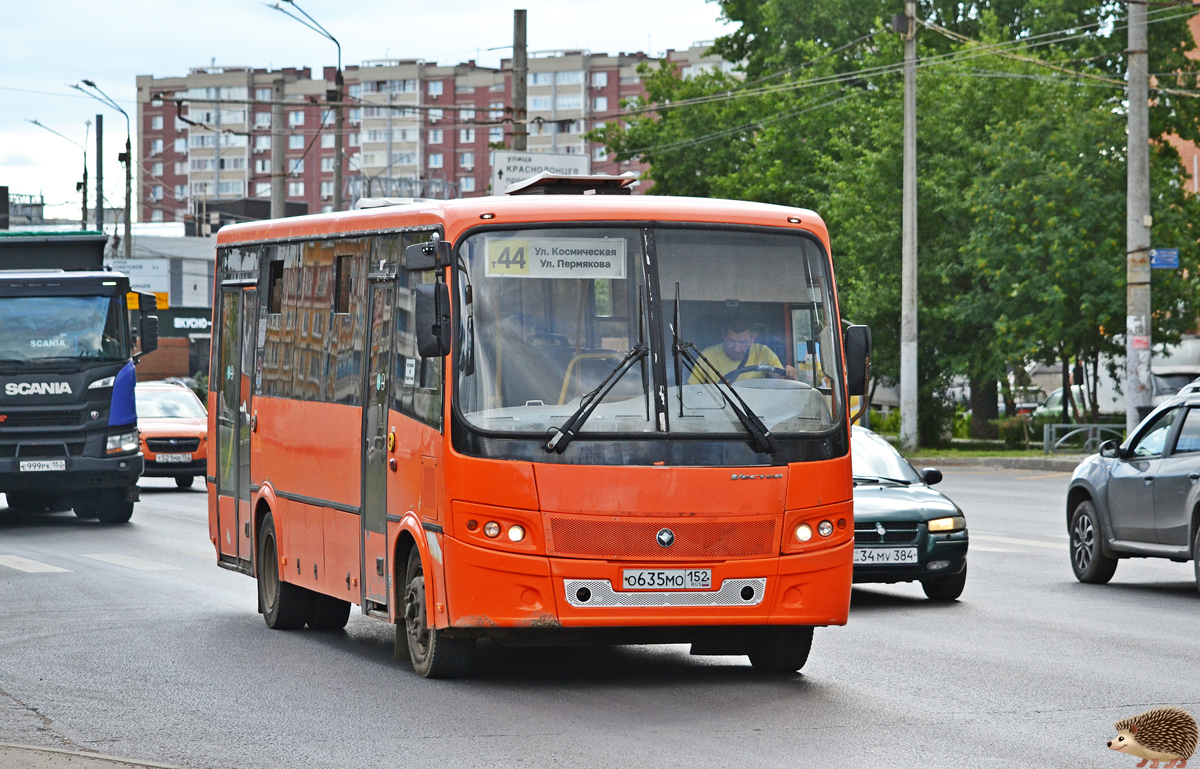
(455, 226, 841, 439)
(0, 295, 128, 362)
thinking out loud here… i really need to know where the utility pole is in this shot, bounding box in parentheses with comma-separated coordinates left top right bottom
(332, 68, 344, 212)
(513, 9, 528, 152)
(121, 132, 131, 258)
(271, 78, 285, 218)
(899, 1, 919, 451)
(1125, 0, 1152, 433)
(95, 114, 103, 230)
(26, 119, 89, 231)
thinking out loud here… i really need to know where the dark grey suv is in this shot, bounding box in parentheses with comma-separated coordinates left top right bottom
(1066, 395, 1200, 592)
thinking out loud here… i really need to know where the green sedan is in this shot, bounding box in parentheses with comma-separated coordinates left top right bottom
(851, 426, 969, 601)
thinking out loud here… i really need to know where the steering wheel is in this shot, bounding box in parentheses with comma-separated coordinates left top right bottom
(724, 364, 789, 382)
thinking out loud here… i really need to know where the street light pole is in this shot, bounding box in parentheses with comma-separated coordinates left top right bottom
(899, 1, 919, 451)
(268, 0, 343, 212)
(73, 80, 132, 259)
(26, 118, 90, 230)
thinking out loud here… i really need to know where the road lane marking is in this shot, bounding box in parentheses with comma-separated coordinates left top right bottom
(968, 545, 1016, 553)
(1014, 472, 1074, 479)
(81, 554, 182, 571)
(0, 555, 70, 573)
(971, 533, 1068, 550)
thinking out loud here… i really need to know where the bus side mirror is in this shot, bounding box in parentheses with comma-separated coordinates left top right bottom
(844, 325, 872, 396)
(405, 239, 452, 271)
(415, 282, 451, 358)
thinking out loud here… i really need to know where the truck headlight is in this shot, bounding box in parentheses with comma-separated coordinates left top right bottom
(106, 430, 140, 455)
(88, 376, 115, 389)
(927, 516, 966, 532)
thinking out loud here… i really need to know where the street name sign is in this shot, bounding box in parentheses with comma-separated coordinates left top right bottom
(490, 151, 590, 194)
(1150, 248, 1179, 269)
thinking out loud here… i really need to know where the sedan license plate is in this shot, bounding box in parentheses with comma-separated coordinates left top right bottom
(19, 460, 65, 472)
(155, 453, 192, 463)
(854, 547, 919, 565)
(621, 569, 712, 590)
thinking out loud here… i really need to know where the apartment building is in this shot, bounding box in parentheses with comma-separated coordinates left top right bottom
(135, 42, 732, 222)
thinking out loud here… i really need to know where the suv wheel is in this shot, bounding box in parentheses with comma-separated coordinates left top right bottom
(1070, 499, 1117, 584)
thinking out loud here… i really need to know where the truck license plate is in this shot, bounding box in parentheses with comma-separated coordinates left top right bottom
(156, 453, 192, 463)
(621, 569, 712, 590)
(854, 547, 919, 565)
(19, 460, 65, 472)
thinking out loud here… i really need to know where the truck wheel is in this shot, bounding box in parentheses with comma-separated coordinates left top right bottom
(175, 475, 195, 489)
(403, 547, 474, 678)
(746, 626, 814, 673)
(87, 488, 134, 524)
(71, 494, 100, 519)
(1070, 499, 1117, 584)
(922, 561, 968, 601)
(307, 593, 351, 630)
(257, 512, 310, 630)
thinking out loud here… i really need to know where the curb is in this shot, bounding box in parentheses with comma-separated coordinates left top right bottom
(0, 743, 186, 769)
(908, 455, 1087, 472)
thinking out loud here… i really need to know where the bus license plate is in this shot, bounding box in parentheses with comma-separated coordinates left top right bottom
(621, 569, 712, 590)
(19, 460, 65, 472)
(156, 453, 192, 463)
(854, 547, 919, 565)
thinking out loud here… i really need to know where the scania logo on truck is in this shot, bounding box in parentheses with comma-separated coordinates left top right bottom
(4, 382, 73, 396)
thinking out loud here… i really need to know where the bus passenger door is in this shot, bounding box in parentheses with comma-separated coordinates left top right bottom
(361, 279, 394, 610)
(215, 286, 257, 565)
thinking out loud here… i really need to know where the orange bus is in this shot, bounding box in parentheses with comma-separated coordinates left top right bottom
(208, 173, 870, 678)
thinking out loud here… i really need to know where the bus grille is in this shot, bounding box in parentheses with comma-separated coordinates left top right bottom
(854, 521, 921, 545)
(0, 411, 82, 428)
(546, 515, 778, 560)
(146, 437, 201, 453)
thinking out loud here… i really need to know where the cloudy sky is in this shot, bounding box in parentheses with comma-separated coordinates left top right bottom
(1, 0, 733, 220)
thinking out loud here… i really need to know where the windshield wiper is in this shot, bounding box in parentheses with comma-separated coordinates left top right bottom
(675, 339, 780, 455)
(545, 343, 649, 454)
(853, 475, 912, 486)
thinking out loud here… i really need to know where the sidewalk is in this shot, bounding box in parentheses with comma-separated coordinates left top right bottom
(911, 455, 1088, 472)
(0, 744, 184, 769)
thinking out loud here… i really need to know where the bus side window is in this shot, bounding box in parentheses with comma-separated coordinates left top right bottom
(391, 232, 443, 429)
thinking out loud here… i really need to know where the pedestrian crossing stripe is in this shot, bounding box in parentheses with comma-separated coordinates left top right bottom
(0, 555, 71, 573)
(81, 554, 182, 571)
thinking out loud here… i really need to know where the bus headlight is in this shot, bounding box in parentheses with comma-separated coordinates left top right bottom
(507, 525, 525, 543)
(483, 521, 501, 538)
(106, 430, 139, 455)
(795, 523, 813, 542)
(818, 520, 834, 537)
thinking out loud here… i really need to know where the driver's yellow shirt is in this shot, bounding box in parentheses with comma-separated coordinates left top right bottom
(688, 343, 782, 384)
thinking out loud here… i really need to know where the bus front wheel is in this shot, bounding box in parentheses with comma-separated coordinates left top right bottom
(257, 512, 310, 630)
(403, 547, 474, 679)
(746, 626, 814, 673)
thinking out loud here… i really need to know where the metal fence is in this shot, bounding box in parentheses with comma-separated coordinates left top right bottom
(1042, 423, 1124, 454)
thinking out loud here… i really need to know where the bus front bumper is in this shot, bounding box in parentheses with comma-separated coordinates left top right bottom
(440, 536, 852, 632)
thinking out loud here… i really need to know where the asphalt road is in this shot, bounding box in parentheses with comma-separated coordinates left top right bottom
(1, 469, 1197, 769)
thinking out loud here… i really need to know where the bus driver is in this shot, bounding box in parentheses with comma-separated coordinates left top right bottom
(688, 317, 799, 384)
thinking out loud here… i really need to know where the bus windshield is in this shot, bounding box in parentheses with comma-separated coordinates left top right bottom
(0, 295, 129, 363)
(455, 226, 841, 439)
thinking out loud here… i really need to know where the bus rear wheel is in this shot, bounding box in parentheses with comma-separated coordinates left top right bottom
(257, 512, 310, 630)
(746, 626, 814, 673)
(403, 547, 474, 678)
